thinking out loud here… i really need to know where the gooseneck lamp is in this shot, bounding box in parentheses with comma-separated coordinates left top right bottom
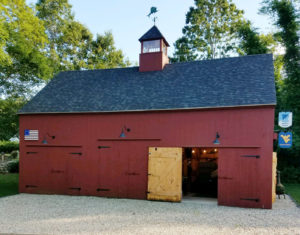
(213, 132, 220, 145)
(42, 133, 55, 144)
(119, 126, 131, 138)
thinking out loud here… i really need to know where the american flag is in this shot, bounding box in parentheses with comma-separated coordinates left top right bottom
(24, 129, 39, 140)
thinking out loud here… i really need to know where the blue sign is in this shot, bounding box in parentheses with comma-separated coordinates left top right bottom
(278, 132, 292, 148)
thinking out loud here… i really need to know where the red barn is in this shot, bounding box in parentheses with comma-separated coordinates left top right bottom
(19, 26, 276, 209)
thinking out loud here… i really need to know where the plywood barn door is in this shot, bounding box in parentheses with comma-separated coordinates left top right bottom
(147, 147, 182, 202)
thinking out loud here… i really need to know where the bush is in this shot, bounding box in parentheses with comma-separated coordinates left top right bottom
(0, 141, 19, 153)
(280, 166, 300, 184)
(10, 150, 19, 158)
(6, 160, 19, 173)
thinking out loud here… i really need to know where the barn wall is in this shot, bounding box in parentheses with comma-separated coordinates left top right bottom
(19, 106, 275, 208)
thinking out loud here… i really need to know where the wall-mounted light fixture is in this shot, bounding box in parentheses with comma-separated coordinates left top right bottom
(42, 133, 55, 144)
(119, 126, 131, 138)
(213, 132, 220, 145)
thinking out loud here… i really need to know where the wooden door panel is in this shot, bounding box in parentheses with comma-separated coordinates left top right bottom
(97, 142, 129, 198)
(115, 142, 129, 198)
(20, 147, 47, 193)
(218, 148, 261, 208)
(97, 141, 118, 197)
(67, 152, 83, 196)
(147, 147, 182, 202)
(218, 148, 237, 206)
(127, 143, 148, 199)
(44, 148, 67, 194)
(238, 154, 259, 207)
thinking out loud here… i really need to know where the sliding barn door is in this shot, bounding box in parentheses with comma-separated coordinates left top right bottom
(147, 147, 182, 202)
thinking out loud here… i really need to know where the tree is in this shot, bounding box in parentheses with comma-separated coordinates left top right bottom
(261, 0, 300, 152)
(36, 0, 92, 73)
(0, 15, 10, 66)
(0, 0, 52, 98)
(36, 0, 129, 73)
(85, 32, 131, 69)
(172, 0, 245, 61)
(170, 37, 198, 63)
(236, 20, 284, 101)
(0, 98, 25, 140)
(237, 21, 269, 55)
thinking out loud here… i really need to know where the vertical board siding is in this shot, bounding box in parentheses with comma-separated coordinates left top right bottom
(19, 106, 275, 208)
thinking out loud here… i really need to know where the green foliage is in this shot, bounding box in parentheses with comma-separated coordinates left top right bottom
(237, 21, 269, 55)
(36, 0, 129, 73)
(170, 37, 198, 63)
(85, 32, 131, 69)
(261, 0, 300, 154)
(0, 98, 25, 140)
(36, 0, 91, 73)
(6, 160, 19, 173)
(10, 150, 19, 158)
(0, 0, 52, 97)
(278, 148, 300, 184)
(285, 184, 300, 204)
(281, 166, 300, 183)
(0, 174, 19, 197)
(172, 0, 245, 61)
(0, 141, 19, 153)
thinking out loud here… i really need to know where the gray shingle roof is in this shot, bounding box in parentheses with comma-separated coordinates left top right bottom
(19, 54, 276, 114)
(139, 26, 170, 46)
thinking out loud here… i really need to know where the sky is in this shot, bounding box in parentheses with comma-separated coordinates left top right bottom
(26, 0, 274, 64)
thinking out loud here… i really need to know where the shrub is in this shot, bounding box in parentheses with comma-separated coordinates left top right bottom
(6, 160, 19, 173)
(0, 141, 19, 153)
(280, 166, 300, 184)
(10, 150, 19, 158)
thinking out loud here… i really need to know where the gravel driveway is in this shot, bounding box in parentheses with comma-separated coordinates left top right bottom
(0, 194, 299, 234)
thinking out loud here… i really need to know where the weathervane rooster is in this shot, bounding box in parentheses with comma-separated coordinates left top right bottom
(147, 7, 158, 25)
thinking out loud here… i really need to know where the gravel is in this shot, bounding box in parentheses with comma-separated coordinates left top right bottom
(0, 194, 299, 235)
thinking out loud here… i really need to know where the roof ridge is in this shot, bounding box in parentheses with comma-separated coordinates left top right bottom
(59, 66, 139, 74)
(59, 54, 272, 74)
(169, 53, 272, 65)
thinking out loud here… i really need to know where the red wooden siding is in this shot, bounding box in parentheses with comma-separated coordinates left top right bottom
(19, 106, 275, 209)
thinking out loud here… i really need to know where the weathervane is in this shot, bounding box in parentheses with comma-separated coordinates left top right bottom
(147, 7, 158, 25)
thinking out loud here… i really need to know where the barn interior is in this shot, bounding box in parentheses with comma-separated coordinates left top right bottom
(182, 147, 218, 198)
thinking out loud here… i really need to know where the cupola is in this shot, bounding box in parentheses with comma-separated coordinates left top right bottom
(139, 26, 170, 72)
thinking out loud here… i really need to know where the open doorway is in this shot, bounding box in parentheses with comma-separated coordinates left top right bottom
(182, 147, 218, 198)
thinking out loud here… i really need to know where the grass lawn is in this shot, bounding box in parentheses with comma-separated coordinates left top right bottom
(285, 184, 300, 205)
(0, 173, 19, 197)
